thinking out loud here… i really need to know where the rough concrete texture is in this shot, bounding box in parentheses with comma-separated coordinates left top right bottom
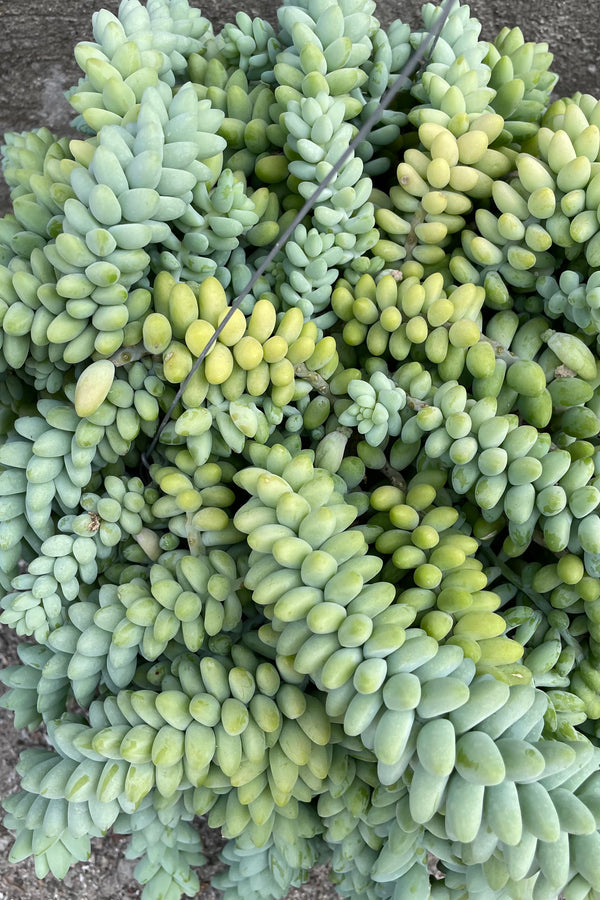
(0, 0, 599, 213)
(0, 1, 598, 898)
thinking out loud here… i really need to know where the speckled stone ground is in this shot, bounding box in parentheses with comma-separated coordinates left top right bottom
(0, 1, 598, 897)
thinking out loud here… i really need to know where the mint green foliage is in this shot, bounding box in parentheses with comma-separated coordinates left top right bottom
(0, 1, 599, 899)
(409, 0, 493, 127)
(338, 371, 406, 444)
(212, 12, 280, 83)
(538, 269, 600, 334)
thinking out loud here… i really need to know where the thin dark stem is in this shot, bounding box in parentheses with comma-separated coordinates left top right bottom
(381, 461, 407, 491)
(140, 0, 454, 470)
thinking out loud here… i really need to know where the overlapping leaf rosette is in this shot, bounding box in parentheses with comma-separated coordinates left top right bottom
(0, 1, 599, 899)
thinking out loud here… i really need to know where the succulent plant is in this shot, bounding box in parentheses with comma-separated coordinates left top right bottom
(0, 1, 599, 899)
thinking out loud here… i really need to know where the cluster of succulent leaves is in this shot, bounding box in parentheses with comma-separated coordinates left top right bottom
(0, 0, 599, 898)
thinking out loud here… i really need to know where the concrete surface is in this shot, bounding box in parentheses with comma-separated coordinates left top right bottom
(0, 0, 599, 214)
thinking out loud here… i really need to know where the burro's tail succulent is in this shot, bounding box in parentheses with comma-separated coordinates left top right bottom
(0, 1, 599, 899)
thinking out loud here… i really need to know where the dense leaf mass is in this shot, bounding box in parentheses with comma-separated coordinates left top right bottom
(0, 1, 599, 898)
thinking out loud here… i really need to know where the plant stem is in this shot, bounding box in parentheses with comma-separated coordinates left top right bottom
(185, 512, 202, 556)
(404, 205, 426, 261)
(381, 461, 407, 491)
(109, 343, 151, 367)
(294, 363, 335, 401)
